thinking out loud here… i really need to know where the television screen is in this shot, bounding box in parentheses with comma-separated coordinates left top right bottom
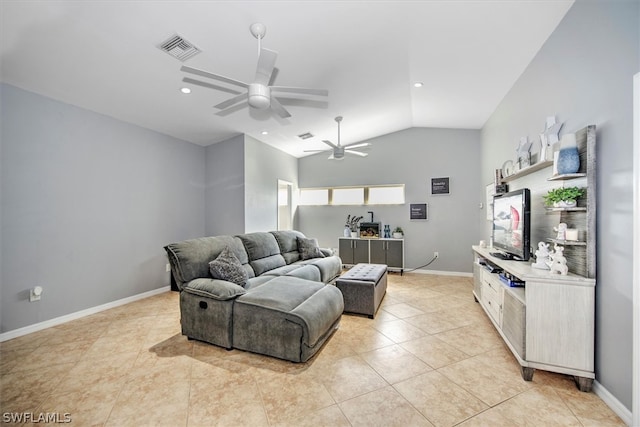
(492, 188, 531, 261)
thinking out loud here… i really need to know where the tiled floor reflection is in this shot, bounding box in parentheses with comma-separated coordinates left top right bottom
(0, 273, 625, 426)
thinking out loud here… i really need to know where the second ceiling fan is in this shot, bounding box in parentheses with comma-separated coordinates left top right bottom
(180, 23, 328, 119)
(305, 116, 371, 160)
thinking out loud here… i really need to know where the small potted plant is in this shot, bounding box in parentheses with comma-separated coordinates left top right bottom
(345, 215, 363, 238)
(543, 186, 585, 208)
(392, 227, 404, 239)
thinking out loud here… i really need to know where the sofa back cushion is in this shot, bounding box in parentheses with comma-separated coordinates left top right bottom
(238, 232, 286, 276)
(165, 236, 254, 289)
(270, 230, 305, 264)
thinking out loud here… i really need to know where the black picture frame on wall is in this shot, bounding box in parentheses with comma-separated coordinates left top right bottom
(410, 203, 428, 220)
(431, 177, 450, 195)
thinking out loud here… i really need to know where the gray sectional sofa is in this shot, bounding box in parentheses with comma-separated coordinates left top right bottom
(164, 230, 344, 362)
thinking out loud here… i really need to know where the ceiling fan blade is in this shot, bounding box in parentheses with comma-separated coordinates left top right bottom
(255, 48, 278, 86)
(322, 139, 338, 149)
(271, 86, 328, 97)
(303, 149, 328, 153)
(182, 77, 243, 95)
(344, 142, 371, 149)
(214, 93, 248, 110)
(181, 65, 249, 89)
(269, 97, 291, 118)
(345, 150, 368, 157)
(215, 100, 249, 116)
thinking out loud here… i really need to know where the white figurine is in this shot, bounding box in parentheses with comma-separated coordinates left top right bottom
(554, 222, 568, 240)
(532, 241, 550, 270)
(539, 116, 564, 162)
(547, 244, 569, 275)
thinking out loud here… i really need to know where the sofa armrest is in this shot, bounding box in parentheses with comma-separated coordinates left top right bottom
(183, 278, 246, 300)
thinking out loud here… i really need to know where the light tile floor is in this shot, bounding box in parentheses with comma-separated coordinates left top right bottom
(0, 273, 625, 426)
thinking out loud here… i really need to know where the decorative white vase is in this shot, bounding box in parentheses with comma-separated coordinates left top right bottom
(351, 231, 358, 238)
(343, 226, 351, 237)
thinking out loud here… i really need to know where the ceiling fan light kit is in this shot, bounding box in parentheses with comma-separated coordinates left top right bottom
(248, 83, 270, 109)
(179, 23, 327, 119)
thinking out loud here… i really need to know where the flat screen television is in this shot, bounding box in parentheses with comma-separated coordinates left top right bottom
(492, 188, 531, 261)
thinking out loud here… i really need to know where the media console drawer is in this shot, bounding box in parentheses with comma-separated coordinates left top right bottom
(481, 272, 502, 325)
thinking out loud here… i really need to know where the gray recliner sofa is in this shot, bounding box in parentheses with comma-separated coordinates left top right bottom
(164, 230, 344, 362)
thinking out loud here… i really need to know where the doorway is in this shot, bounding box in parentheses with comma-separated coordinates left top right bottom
(277, 180, 293, 231)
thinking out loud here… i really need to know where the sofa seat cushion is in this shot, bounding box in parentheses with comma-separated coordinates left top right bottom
(293, 256, 342, 283)
(234, 276, 344, 360)
(261, 264, 321, 282)
(259, 264, 301, 277)
(183, 278, 246, 300)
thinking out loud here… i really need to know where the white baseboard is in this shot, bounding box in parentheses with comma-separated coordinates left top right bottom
(593, 380, 632, 426)
(0, 286, 171, 342)
(409, 268, 473, 277)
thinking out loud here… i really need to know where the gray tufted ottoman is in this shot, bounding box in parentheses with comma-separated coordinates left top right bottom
(336, 263, 387, 318)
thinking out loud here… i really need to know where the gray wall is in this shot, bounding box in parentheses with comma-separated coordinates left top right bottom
(0, 84, 206, 333)
(204, 134, 299, 235)
(244, 135, 298, 233)
(481, 0, 638, 410)
(298, 127, 481, 272)
(205, 135, 245, 236)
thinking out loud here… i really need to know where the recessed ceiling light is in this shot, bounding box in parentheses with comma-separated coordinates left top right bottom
(413, 82, 423, 88)
(261, 130, 269, 135)
(180, 87, 191, 94)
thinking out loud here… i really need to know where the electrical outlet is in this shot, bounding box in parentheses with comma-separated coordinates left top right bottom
(29, 286, 43, 302)
(434, 251, 439, 258)
(166, 263, 171, 272)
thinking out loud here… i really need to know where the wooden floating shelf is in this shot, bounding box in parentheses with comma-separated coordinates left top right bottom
(501, 160, 553, 182)
(545, 207, 587, 212)
(547, 238, 587, 246)
(548, 173, 587, 181)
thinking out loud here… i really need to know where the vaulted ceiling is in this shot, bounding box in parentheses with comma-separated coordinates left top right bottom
(0, 0, 574, 157)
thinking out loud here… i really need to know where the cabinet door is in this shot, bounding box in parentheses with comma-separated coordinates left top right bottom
(526, 280, 594, 371)
(338, 239, 354, 264)
(352, 239, 370, 264)
(385, 240, 404, 268)
(369, 240, 386, 264)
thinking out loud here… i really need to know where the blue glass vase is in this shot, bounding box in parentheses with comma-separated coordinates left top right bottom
(557, 147, 580, 174)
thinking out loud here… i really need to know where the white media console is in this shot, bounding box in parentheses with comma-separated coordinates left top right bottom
(472, 245, 595, 391)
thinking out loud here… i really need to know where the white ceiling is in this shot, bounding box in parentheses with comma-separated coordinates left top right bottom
(0, 0, 573, 158)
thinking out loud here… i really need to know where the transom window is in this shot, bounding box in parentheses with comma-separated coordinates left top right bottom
(298, 185, 404, 206)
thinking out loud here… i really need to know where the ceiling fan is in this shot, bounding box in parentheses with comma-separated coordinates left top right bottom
(180, 23, 328, 119)
(305, 116, 371, 160)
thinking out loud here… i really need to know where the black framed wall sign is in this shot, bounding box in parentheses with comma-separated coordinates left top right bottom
(431, 177, 450, 195)
(410, 203, 428, 220)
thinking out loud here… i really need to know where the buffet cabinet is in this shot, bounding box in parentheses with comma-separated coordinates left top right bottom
(472, 245, 595, 391)
(339, 237, 404, 274)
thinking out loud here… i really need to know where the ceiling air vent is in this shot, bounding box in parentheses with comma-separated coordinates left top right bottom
(298, 132, 314, 140)
(158, 34, 201, 62)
